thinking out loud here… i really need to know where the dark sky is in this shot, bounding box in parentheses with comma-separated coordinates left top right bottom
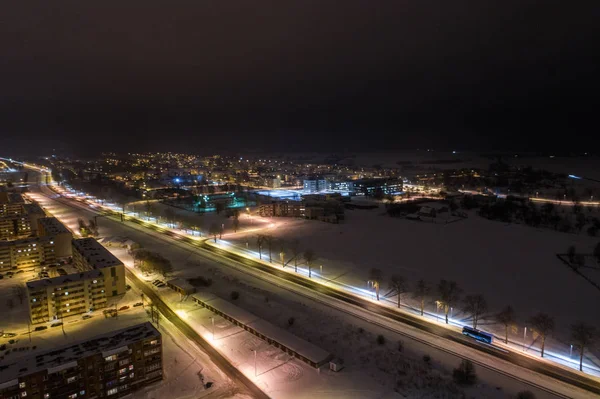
(2, 1, 599, 155)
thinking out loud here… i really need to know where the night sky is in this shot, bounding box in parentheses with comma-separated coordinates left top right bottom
(2, 1, 599, 154)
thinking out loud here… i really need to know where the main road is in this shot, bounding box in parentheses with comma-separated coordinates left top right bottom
(29, 171, 600, 398)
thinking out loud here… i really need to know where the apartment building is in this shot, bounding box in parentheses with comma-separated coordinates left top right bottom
(0, 322, 163, 399)
(0, 236, 56, 272)
(0, 214, 32, 240)
(72, 238, 126, 297)
(37, 217, 73, 258)
(26, 270, 107, 324)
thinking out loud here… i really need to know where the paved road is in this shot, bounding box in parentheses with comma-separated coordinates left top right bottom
(34, 177, 600, 397)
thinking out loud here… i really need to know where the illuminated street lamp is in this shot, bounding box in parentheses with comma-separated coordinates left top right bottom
(211, 316, 215, 340)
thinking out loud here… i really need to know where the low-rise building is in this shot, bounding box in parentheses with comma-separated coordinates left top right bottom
(72, 238, 127, 297)
(0, 236, 56, 271)
(0, 322, 163, 399)
(26, 270, 107, 324)
(37, 217, 73, 258)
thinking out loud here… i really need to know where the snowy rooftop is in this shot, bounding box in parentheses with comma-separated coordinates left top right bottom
(192, 293, 331, 365)
(38, 217, 71, 235)
(0, 322, 159, 384)
(0, 235, 53, 248)
(26, 269, 103, 290)
(72, 237, 123, 269)
(23, 202, 45, 215)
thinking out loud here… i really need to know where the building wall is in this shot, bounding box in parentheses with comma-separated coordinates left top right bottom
(37, 219, 73, 258)
(0, 237, 56, 271)
(0, 325, 162, 399)
(71, 241, 127, 297)
(28, 275, 107, 324)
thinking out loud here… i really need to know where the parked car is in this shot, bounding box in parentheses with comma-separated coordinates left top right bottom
(51, 322, 63, 328)
(133, 302, 143, 307)
(82, 315, 93, 320)
(6, 271, 15, 277)
(0, 274, 4, 279)
(34, 326, 47, 332)
(118, 306, 130, 311)
(15, 270, 24, 274)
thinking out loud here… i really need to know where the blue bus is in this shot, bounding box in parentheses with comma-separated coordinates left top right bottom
(462, 326, 493, 344)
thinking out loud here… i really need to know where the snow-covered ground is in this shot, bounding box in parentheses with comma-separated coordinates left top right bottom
(220, 205, 600, 370)
(25, 184, 600, 398)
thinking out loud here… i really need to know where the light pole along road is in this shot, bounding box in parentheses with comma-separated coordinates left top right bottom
(32, 171, 600, 397)
(25, 173, 270, 399)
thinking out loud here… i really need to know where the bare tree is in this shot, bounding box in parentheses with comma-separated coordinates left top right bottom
(13, 285, 26, 305)
(496, 306, 516, 344)
(438, 280, 461, 324)
(291, 239, 300, 272)
(389, 274, 407, 308)
(209, 223, 220, 242)
(278, 239, 286, 266)
(264, 235, 274, 263)
(232, 214, 240, 232)
(303, 250, 316, 278)
(463, 294, 487, 329)
(369, 268, 383, 300)
(529, 313, 554, 358)
(412, 279, 430, 316)
(256, 234, 265, 260)
(571, 322, 596, 371)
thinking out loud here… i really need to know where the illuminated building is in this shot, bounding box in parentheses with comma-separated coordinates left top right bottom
(0, 323, 162, 399)
(26, 269, 107, 324)
(72, 238, 126, 297)
(37, 217, 73, 258)
(0, 236, 56, 271)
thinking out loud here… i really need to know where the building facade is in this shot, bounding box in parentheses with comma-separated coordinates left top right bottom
(27, 270, 107, 324)
(0, 214, 32, 240)
(0, 236, 56, 271)
(72, 238, 127, 297)
(37, 217, 73, 258)
(303, 178, 327, 193)
(0, 323, 162, 399)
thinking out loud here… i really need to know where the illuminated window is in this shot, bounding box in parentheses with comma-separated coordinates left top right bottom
(19, 382, 26, 388)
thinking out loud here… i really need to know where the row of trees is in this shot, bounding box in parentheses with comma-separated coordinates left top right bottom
(366, 271, 596, 371)
(132, 250, 173, 277)
(77, 218, 98, 237)
(253, 235, 318, 276)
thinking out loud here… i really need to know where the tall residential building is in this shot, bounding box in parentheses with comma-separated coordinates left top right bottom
(303, 178, 327, 193)
(37, 217, 73, 258)
(27, 269, 107, 324)
(0, 236, 56, 271)
(72, 238, 126, 297)
(0, 323, 163, 399)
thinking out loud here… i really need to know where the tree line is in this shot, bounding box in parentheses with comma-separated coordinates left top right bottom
(366, 269, 595, 372)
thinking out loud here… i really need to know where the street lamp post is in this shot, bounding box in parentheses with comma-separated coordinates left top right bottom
(211, 317, 215, 340)
(319, 265, 323, 276)
(570, 344, 573, 357)
(523, 327, 527, 351)
(254, 349, 257, 377)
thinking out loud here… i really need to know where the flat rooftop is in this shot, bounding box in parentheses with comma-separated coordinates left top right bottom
(192, 293, 331, 365)
(38, 217, 71, 235)
(72, 238, 123, 269)
(23, 203, 46, 215)
(0, 236, 53, 248)
(0, 322, 160, 385)
(26, 269, 103, 290)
